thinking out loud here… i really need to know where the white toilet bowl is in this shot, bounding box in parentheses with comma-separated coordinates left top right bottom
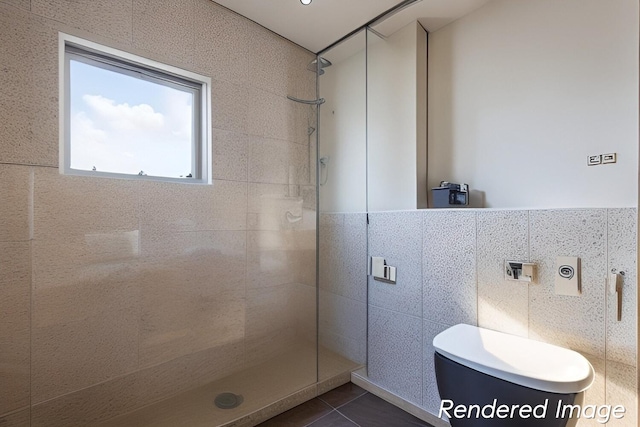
(433, 324, 594, 427)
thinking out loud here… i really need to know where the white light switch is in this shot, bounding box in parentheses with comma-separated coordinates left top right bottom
(555, 256, 580, 296)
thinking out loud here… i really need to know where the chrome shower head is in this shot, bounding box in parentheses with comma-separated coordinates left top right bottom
(307, 57, 332, 75)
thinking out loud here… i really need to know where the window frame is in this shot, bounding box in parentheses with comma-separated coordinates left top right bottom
(59, 33, 212, 184)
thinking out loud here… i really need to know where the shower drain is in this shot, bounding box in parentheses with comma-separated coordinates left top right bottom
(214, 392, 244, 409)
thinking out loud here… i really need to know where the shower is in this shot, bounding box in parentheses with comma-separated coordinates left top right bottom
(287, 56, 332, 105)
(307, 57, 332, 75)
(287, 95, 325, 105)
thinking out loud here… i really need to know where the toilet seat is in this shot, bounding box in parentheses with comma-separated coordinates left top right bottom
(433, 324, 594, 394)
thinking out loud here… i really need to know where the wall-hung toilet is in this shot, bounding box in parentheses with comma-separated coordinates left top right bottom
(433, 324, 594, 427)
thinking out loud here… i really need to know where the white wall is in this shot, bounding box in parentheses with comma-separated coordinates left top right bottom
(319, 34, 367, 213)
(368, 21, 428, 211)
(428, 0, 639, 208)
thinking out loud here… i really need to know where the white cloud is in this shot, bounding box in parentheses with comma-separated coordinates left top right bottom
(163, 89, 193, 139)
(71, 94, 193, 177)
(82, 94, 165, 131)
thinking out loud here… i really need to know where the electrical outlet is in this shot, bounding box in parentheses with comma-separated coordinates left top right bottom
(587, 155, 602, 166)
(602, 153, 617, 164)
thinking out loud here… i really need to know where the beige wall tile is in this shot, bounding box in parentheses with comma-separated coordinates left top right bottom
(31, 0, 132, 44)
(294, 283, 317, 343)
(33, 168, 139, 240)
(32, 236, 139, 327)
(246, 24, 315, 100)
(247, 182, 316, 233)
(139, 230, 246, 292)
(133, 0, 195, 67)
(0, 409, 30, 426)
(211, 79, 250, 134)
(245, 285, 298, 366)
(32, 316, 139, 404)
(135, 340, 245, 410)
(138, 230, 246, 367)
(0, 165, 31, 242)
(193, 0, 249, 85)
(31, 285, 139, 403)
(0, 0, 30, 10)
(138, 179, 247, 232)
(247, 25, 295, 96)
(31, 373, 139, 427)
(248, 182, 291, 214)
(290, 48, 317, 102)
(248, 136, 310, 185)
(246, 285, 296, 337)
(0, 0, 318, 423)
(0, 242, 30, 415)
(0, 332, 30, 417)
(0, 5, 57, 166)
(247, 230, 301, 289)
(248, 88, 296, 142)
(309, 136, 317, 187)
(289, 101, 317, 145)
(244, 328, 298, 369)
(606, 360, 637, 427)
(31, 341, 244, 427)
(213, 129, 248, 182)
(295, 244, 316, 287)
(253, 94, 312, 147)
(28, 15, 59, 163)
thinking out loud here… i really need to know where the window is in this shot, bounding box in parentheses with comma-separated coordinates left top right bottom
(59, 34, 211, 183)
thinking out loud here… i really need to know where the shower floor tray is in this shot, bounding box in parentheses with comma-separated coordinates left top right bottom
(98, 344, 359, 427)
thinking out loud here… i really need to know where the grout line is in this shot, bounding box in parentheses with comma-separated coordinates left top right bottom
(474, 210, 478, 328)
(301, 409, 336, 427)
(130, 0, 134, 45)
(420, 210, 426, 407)
(319, 390, 369, 411)
(335, 411, 362, 427)
(28, 165, 34, 423)
(527, 209, 530, 338)
(334, 394, 368, 427)
(0, 161, 57, 169)
(604, 208, 609, 404)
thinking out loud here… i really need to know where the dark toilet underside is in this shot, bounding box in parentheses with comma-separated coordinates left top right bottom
(434, 352, 577, 427)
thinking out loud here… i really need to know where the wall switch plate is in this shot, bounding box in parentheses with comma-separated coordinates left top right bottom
(555, 256, 581, 296)
(587, 155, 602, 166)
(602, 153, 617, 164)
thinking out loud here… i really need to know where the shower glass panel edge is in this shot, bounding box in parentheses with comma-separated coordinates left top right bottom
(317, 29, 368, 385)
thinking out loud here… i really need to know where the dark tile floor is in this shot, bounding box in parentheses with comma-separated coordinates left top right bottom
(256, 383, 434, 427)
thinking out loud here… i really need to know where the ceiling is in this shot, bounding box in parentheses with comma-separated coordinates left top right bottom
(213, 0, 493, 53)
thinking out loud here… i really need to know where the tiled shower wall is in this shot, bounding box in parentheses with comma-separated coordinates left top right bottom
(0, 0, 316, 425)
(323, 208, 637, 426)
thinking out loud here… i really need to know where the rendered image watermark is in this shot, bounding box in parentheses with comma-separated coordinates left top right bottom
(439, 399, 626, 424)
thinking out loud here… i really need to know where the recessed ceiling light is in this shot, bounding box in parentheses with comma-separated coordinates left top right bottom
(300, 0, 312, 5)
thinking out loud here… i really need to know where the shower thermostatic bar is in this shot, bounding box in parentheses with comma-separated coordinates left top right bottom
(286, 95, 326, 105)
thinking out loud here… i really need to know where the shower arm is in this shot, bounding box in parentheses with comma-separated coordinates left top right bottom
(286, 95, 325, 105)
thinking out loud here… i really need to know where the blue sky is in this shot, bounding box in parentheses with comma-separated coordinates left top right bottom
(69, 60, 194, 178)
